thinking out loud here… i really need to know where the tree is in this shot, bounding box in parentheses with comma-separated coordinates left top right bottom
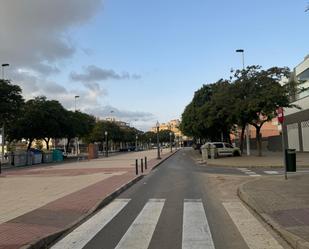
(180, 81, 235, 142)
(0, 80, 24, 147)
(180, 84, 214, 140)
(8, 97, 66, 149)
(232, 66, 293, 156)
(158, 130, 175, 143)
(62, 110, 96, 151)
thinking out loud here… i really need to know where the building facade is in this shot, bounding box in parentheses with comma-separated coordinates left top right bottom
(283, 55, 309, 152)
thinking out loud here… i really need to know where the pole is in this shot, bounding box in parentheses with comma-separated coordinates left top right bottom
(157, 127, 161, 159)
(242, 50, 250, 156)
(145, 156, 147, 169)
(1, 125, 4, 163)
(135, 159, 138, 175)
(170, 134, 172, 153)
(106, 134, 108, 157)
(281, 122, 287, 180)
(141, 158, 144, 173)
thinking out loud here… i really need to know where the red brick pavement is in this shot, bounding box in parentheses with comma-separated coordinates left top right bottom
(0, 152, 173, 249)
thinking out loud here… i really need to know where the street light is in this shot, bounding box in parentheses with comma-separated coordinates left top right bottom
(169, 132, 173, 153)
(236, 49, 250, 156)
(156, 121, 161, 159)
(74, 95, 80, 112)
(105, 131, 108, 157)
(1, 63, 9, 80)
(135, 135, 138, 152)
(1, 63, 9, 163)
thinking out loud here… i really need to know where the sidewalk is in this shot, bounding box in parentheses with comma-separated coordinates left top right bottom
(205, 150, 309, 168)
(0, 148, 177, 249)
(238, 174, 309, 249)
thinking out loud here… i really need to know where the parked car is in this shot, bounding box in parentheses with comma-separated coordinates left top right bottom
(205, 142, 241, 157)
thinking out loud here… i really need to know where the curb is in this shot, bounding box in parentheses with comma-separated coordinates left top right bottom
(238, 182, 309, 249)
(22, 150, 179, 249)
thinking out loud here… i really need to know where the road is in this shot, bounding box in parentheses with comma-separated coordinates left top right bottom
(51, 148, 291, 249)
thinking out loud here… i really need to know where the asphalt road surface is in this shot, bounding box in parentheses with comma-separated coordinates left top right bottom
(51, 148, 291, 249)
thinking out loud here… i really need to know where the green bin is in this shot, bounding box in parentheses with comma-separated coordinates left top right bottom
(285, 149, 296, 172)
(52, 150, 63, 162)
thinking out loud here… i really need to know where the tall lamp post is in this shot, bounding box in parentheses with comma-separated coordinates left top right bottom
(156, 121, 161, 159)
(236, 49, 250, 156)
(1, 63, 9, 163)
(169, 132, 173, 153)
(105, 131, 108, 157)
(74, 95, 79, 155)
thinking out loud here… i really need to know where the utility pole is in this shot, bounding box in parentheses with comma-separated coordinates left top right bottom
(1, 64, 10, 163)
(236, 49, 250, 156)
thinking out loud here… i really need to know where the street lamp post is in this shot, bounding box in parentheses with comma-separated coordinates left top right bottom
(105, 131, 108, 157)
(74, 95, 80, 155)
(236, 49, 250, 156)
(156, 121, 161, 159)
(169, 132, 173, 153)
(1, 64, 9, 163)
(135, 135, 138, 152)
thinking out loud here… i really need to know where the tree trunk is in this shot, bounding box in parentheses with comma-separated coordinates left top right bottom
(239, 125, 246, 153)
(27, 139, 33, 150)
(66, 137, 72, 153)
(256, 126, 262, 156)
(44, 138, 50, 150)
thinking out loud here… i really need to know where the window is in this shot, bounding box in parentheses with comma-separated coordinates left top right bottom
(213, 143, 223, 148)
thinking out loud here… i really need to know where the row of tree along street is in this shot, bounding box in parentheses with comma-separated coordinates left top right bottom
(180, 65, 301, 156)
(0, 79, 175, 153)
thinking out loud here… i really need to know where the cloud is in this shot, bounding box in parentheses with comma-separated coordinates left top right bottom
(0, 0, 103, 75)
(70, 65, 142, 82)
(86, 105, 155, 122)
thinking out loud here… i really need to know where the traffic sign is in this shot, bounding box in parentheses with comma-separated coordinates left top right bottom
(277, 107, 284, 124)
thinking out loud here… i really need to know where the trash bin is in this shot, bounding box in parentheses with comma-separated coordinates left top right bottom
(30, 149, 43, 164)
(42, 151, 53, 163)
(52, 149, 63, 162)
(14, 152, 27, 167)
(285, 149, 296, 172)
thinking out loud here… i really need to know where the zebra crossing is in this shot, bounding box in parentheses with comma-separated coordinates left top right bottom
(51, 198, 283, 249)
(237, 168, 281, 176)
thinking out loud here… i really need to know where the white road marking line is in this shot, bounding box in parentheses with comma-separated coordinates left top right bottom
(223, 201, 283, 249)
(182, 200, 215, 249)
(264, 171, 279, 175)
(237, 168, 250, 171)
(249, 174, 262, 177)
(115, 199, 165, 249)
(51, 199, 130, 249)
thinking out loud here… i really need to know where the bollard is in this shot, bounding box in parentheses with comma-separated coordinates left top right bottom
(145, 156, 147, 170)
(141, 158, 144, 173)
(135, 159, 138, 175)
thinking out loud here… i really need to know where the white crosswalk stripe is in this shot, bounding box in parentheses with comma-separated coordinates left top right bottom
(223, 201, 283, 249)
(50, 197, 286, 249)
(50, 198, 130, 249)
(182, 199, 215, 249)
(115, 199, 165, 249)
(237, 168, 261, 176)
(264, 170, 279, 175)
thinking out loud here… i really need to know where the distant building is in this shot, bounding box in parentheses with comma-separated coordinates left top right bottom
(283, 55, 309, 152)
(150, 119, 191, 146)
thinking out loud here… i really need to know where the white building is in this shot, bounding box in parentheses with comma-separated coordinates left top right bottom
(284, 55, 309, 152)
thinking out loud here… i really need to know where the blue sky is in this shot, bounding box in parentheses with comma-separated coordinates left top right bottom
(1, 0, 308, 130)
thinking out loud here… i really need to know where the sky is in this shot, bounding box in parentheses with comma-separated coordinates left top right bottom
(0, 0, 308, 131)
